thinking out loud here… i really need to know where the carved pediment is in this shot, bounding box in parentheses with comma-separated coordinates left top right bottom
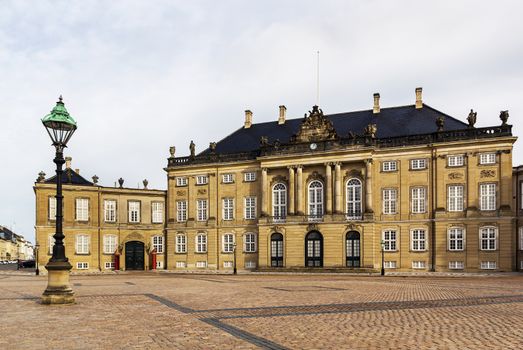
(270, 175, 288, 186)
(124, 232, 144, 242)
(306, 171, 325, 183)
(307, 223, 319, 232)
(293, 105, 338, 143)
(345, 169, 363, 179)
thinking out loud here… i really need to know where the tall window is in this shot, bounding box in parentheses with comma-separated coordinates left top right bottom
(448, 227, 465, 251)
(152, 235, 164, 253)
(222, 198, 234, 220)
(480, 183, 496, 211)
(128, 201, 140, 223)
(520, 227, 523, 250)
(196, 233, 207, 253)
(346, 179, 362, 219)
(308, 181, 324, 218)
(48, 235, 55, 255)
(480, 227, 496, 251)
(176, 201, 187, 222)
(222, 233, 234, 253)
(411, 187, 426, 214)
(272, 183, 287, 220)
(176, 234, 186, 253)
(382, 230, 397, 251)
(411, 229, 426, 251)
(244, 233, 256, 252)
(244, 196, 256, 220)
(104, 200, 116, 222)
(383, 189, 397, 214)
(75, 234, 90, 254)
(448, 155, 464, 167)
(76, 198, 89, 221)
(48, 197, 56, 220)
(103, 234, 118, 254)
(197, 199, 208, 221)
(152, 202, 163, 223)
(448, 185, 464, 212)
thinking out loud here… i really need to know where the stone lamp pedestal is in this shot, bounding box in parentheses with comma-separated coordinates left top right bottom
(42, 261, 75, 304)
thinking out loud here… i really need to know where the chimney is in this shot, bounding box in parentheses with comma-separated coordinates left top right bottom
(278, 105, 287, 124)
(65, 157, 72, 169)
(244, 110, 252, 128)
(415, 87, 423, 109)
(373, 93, 380, 114)
(75, 168, 80, 174)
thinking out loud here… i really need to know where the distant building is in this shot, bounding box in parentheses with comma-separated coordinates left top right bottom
(0, 226, 32, 260)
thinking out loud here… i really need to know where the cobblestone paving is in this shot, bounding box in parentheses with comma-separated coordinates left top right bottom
(1, 273, 522, 349)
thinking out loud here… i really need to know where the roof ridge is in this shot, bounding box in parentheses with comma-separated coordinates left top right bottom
(422, 104, 467, 126)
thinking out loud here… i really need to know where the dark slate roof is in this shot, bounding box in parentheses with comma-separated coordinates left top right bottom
(44, 168, 94, 186)
(0, 226, 16, 242)
(201, 104, 468, 155)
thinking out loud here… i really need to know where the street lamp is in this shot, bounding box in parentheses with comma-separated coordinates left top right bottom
(35, 243, 40, 276)
(41, 96, 77, 304)
(233, 242, 237, 275)
(380, 240, 385, 276)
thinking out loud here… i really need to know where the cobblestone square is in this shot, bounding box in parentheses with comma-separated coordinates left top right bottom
(1, 272, 522, 349)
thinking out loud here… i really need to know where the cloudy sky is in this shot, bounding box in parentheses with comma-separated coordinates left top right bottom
(1, 0, 522, 243)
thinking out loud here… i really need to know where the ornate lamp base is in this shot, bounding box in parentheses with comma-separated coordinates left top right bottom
(42, 261, 75, 305)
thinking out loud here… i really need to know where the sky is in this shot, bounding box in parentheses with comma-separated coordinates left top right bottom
(1, 0, 523, 243)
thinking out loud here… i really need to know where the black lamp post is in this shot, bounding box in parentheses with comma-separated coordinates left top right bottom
(380, 240, 385, 276)
(233, 242, 237, 275)
(35, 243, 40, 276)
(41, 96, 77, 304)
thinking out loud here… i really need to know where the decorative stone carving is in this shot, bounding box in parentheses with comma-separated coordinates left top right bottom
(307, 223, 319, 232)
(436, 116, 445, 131)
(176, 190, 186, 196)
(124, 232, 144, 242)
(500, 110, 509, 126)
(37, 171, 46, 182)
(92, 175, 99, 184)
(364, 124, 377, 138)
(66, 168, 73, 183)
(189, 141, 195, 158)
(209, 142, 217, 153)
(345, 169, 363, 179)
(143, 179, 148, 189)
(271, 225, 284, 233)
(169, 146, 176, 158)
(197, 189, 207, 195)
(270, 174, 288, 186)
(118, 177, 124, 188)
(480, 169, 496, 178)
(306, 171, 325, 183)
(292, 105, 338, 143)
(448, 172, 463, 180)
(260, 136, 269, 147)
(467, 109, 477, 128)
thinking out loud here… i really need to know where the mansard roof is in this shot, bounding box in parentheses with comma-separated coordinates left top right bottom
(44, 168, 94, 186)
(201, 104, 468, 155)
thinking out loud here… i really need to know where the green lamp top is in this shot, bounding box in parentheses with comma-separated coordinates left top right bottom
(41, 95, 77, 130)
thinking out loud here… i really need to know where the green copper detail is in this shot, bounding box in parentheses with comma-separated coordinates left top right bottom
(41, 95, 77, 130)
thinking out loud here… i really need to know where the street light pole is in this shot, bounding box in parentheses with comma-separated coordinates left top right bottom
(233, 242, 237, 275)
(381, 240, 385, 276)
(41, 96, 77, 304)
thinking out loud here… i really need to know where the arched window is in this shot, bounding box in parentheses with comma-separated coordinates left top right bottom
(272, 183, 287, 221)
(308, 180, 324, 220)
(305, 231, 323, 267)
(346, 178, 362, 219)
(271, 233, 284, 267)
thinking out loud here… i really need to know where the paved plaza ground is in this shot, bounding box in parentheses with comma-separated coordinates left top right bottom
(1, 271, 523, 349)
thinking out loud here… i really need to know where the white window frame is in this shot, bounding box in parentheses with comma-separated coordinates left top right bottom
(410, 229, 426, 251)
(346, 178, 362, 219)
(75, 234, 90, 255)
(244, 232, 257, 253)
(222, 198, 234, 221)
(103, 234, 118, 254)
(382, 161, 397, 172)
(104, 262, 115, 270)
(49, 197, 56, 220)
(152, 202, 163, 223)
(152, 235, 164, 254)
(196, 199, 208, 221)
(479, 153, 496, 165)
(196, 261, 207, 268)
(76, 262, 89, 270)
(448, 185, 464, 212)
(245, 261, 257, 269)
(480, 183, 496, 211)
(196, 175, 208, 185)
(449, 261, 464, 270)
(383, 189, 397, 215)
(411, 187, 426, 214)
(520, 227, 523, 250)
(223, 261, 233, 268)
(412, 261, 426, 269)
(176, 177, 188, 187)
(156, 261, 163, 269)
(448, 155, 464, 167)
(480, 261, 497, 270)
(479, 226, 497, 251)
(76, 198, 89, 221)
(448, 227, 465, 251)
(244, 172, 256, 182)
(222, 233, 235, 253)
(272, 183, 287, 221)
(222, 173, 234, 183)
(175, 234, 187, 253)
(176, 261, 186, 268)
(104, 200, 117, 222)
(48, 235, 55, 255)
(176, 201, 187, 222)
(128, 201, 140, 223)
(410, 159, 427, 170)
(244, 196, 257, 220)
(384, 261, 396, 269)
(382, 230, 397, 251)
(195, 233, 207, 253)
(308, 180, 324, 219)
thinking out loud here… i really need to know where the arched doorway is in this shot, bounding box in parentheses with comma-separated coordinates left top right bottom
(125, 241, 144, 270)
(270, 233, 284, 267)
(346, 231, 360, 267)
(305, 231, 323, 267)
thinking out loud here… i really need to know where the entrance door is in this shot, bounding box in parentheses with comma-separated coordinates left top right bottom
(270, 233, 284, 267)
(125, 241, 144, 270)
(346, 231, 360, 267)
(305, 231, 323, 267)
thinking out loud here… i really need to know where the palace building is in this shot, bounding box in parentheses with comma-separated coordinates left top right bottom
(35, 88, 520, 272)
